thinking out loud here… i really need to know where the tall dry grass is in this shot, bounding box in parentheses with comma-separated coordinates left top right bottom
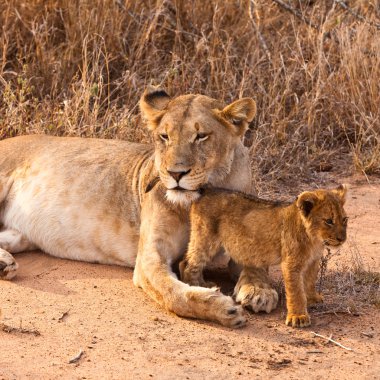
(0, 0, 379, 190)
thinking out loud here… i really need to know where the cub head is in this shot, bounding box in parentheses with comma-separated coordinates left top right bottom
(296, 184, 349, 246)
(140, 86, 256, 206)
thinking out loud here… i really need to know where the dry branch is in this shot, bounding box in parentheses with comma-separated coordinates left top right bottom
(248, 0, 271, 61)
(271, 0, 319, 30)
(334, 0, 380, 30)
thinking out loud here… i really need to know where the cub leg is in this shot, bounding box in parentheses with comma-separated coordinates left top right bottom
(0, 229, 36, 280)
(282, 259, 310, 327)
(233, 266, 278, 313)
(304, 258, 324, 305)
(179, 235, 219, 288)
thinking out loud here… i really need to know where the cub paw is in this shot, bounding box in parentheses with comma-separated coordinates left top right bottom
(183, 277, 216, 288)
(202, 280, 218, 288)
(235, 284, 278, 313)
(307, 293, 324, 306)
(0, 249, 18, 280)
(285, 314, 311, 328)
(179, 260, 214, 287)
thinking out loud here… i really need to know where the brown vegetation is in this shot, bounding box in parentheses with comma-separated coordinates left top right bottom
(0, 0, 379, 189)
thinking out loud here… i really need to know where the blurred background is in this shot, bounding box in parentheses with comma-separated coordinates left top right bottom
(0, 0, 379, 194)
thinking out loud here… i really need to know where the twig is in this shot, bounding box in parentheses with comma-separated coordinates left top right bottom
(307, 350, 324, 354)
(272, 0, 319, 30)
(58, 310, 70, 323)
(1, 323, 41, 336)
(311, 332, 353, 351)
(314, 307, 361, 317)
(318, 247, 337, 293)
(69, 349, 84, 364)
(248, 0, 272, 62)
(334, 0, 380, 30)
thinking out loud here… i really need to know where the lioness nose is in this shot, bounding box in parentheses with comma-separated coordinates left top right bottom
(167, 169, 191, 182)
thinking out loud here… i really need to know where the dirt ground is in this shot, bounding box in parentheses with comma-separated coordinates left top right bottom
(0, 178, 379, 380)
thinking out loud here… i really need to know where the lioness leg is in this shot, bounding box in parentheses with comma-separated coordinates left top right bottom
(0, 229, 37, 253)
(134, 251, 246, 328)
(0, 248, 18, 280)
(135, 190, 246, 328)
(282, 259, 310, 327)
(0, 229, 36, 279)
(233, 266, 278, 313)
(304, 259, 324, 305)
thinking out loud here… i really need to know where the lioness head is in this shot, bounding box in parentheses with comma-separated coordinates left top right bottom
(140, 86, 256, 205)
(296, 184, 348, 246)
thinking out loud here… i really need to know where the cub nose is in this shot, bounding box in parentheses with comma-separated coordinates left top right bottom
(337, 236, 346, 243)
(167, 169, 191, 182)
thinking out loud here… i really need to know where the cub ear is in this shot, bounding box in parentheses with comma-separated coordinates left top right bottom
(140, 85, 171, 130)
(333, 184, 348, 204)
(296, 191, 319, 217)
(221, 98, 257, 136)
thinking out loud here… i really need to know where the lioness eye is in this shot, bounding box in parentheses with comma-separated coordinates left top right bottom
(160, 134, 169, 142)
(325, 218, 334, 226)
(196, 133, 209, 142)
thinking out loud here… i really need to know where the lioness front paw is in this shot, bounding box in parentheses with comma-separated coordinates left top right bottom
(285, 314, 311, 328)
(188, 288, 247, 328)
(0, 249, 18, 280)
(235, 284, 278, 313)
(213, 297, 247, 328)
(307, 292, 324, 306)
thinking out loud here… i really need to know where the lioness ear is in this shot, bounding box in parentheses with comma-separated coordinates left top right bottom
(140, 85, 171, 130)
(221, 98, 257, 136)
(296, 191, 319, 217)
(333, 184, 348, 204)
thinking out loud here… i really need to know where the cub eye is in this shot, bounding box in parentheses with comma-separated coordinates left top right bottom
(343, 217, 349, 224)
(231, 119, 242, 126)
(324, 218, 334, 226)
(195, 133, 209, 142)
(159, 134, 169, 142)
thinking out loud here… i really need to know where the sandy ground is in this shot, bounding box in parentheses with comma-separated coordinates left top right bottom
(0, 179, 379, 380)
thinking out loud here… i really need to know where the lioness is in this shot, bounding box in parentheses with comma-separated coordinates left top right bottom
(180, 185, 348, 327)
(0, 87, 278, 327)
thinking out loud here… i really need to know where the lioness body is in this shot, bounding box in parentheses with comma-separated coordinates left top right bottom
(180, 186, 348, 327)
(0, 88, 278, 327)
(0, 135, 153, 266)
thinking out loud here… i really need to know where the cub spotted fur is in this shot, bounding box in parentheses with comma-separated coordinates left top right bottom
(180, 185, 348, 327)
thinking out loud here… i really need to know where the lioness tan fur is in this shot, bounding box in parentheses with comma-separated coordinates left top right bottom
(0, 87, 278, 327)
(180, 185, 348, 327)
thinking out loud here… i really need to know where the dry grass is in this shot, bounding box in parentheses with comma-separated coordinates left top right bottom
(272, 243, 380, 315)
(318, 243, 380, 311)
(0, 0, 379, 189)
(305, 241, 380, 316)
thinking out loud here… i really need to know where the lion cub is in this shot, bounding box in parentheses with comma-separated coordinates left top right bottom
(180, 185, 348, 328)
